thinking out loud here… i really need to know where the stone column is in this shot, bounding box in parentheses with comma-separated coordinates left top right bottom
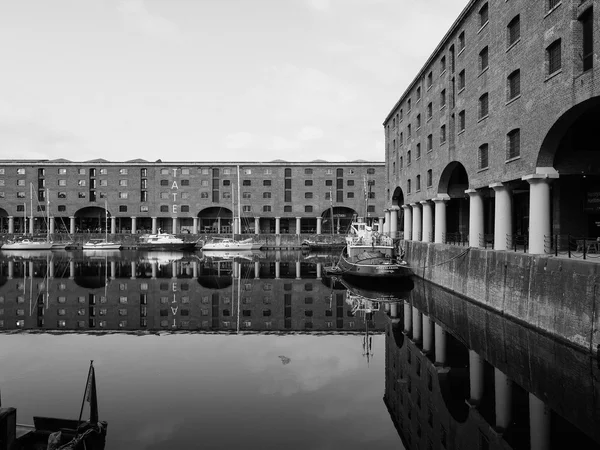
(422, 314, 434, 353)
(491, 183, 513, 250)
(295, 261, 301, 280)
(403, 301, 412, 334)
(193, 217, 198, 234)
(8, 261, 14, 279)
(466, 189, 484, 248)
(254, 261, 260, 279)
(130, 262, 137, 279)
(296, 217, 301, 235)
(110, 217, 116, 234)
(378, 217, 384, 233)
(411, 203, 422, 241)
(151, 261, 157, 278)
(384, 209, 390, 235)
(529, 393, 550, 450)
(316, 217, 322, 235)
(110, 261, 116, 279)
(434, 323, 447, 365)
(49, 217, 55, 234)
(275, 261, 281, 279)
(495, 368, 513, 431)
(412, 308, 422, 343)
(421, 200, 433, 243)
(275, 217, 281, 235)
(433, 196, 449, 243)
(151, 217, 157, 234)
(70, 216, 76, 235)
(29, 216, 34, 235)
(131, 216, 137, 234)
(69, 261, 75, 279)
(172, 217, 178, 234)
(523, 173, 558, 254)
(217, 217, 221, 233)
(8, 216, 14, 234)
(316, 263, 322, 279)
(49, 261, 55, 278)
(401, 205, 412, 240)
(469, 350, 484, 404)
(389, 206, 399, 238)
(255, 217, 260, 235)
(193, 261, 198, 278)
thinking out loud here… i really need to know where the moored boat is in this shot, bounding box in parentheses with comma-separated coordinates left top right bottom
(201, 237, 261, 251)
(83, 239, 122, 251)
(137, 232, 198, 251)
(335, 217, 412, 280)
(2, 237, 54, 251)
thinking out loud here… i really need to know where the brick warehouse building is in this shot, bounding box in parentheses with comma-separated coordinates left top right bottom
(384, 0, 599, 254)
(0, 160, 384, 237)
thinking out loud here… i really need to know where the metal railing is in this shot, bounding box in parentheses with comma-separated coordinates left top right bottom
(545, 235, 600, 260)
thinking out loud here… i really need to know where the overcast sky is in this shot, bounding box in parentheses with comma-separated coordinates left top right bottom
(0, 0, 467, 163)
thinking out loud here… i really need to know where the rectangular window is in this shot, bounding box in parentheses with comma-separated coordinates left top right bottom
(119, 205, 127, 212)
(507, 70, 521, 100)
(479, 144, 489, 169)
(427, 103, 432, 119)
(119, 192, 128, 199)
(305, 179, 313, 186)
(242, 180, 251, 186)
(427, 71, 433, 88)
(119, 168, 128, 175)
(458, 31, 465, 51)
(479, 46, 489, 72)
(140, 205, 149, 212)
(58, 168, 66, 174)
(100, 180, 107, 186)
(479, 3, 488, 28)
(427, 134, 433, 152)
(17, 168, 25, 175)
(416, 143, 421, 159)
(440, 125, 447, 144)
(160, 168, 169, 175)
(440, 55, 446, 73)
(243, 205, 251, 212)
(180, 205, 190, 212)
(547, 40, 561, 75)
(548, 0, 560, 11)
(305, 192, 313, 199)
(119, 180, 127, 186)
(458, 110, 465, 132)
(347, 192, 354, 198)
(58, 179, 67, 186)
(440, 90, 446, 108)
(479, 93, 489, 119)
(458, 69, 465, 91)
(407, 150, 411, 165)
(416, 175, 421, 191)
(263, 179, 271, 186)
(507, 15, 520, 47)
(243, 168, 251, 175)
(222, 192, 230, 199)
(305, 206, 313, 213)
(581, 8, 593, 71)
(507, 129, 520, 160)
(407, 179, 411, 194)
(426, 169, 432, 187)
(416, 86, 421, 101)
(416, 114, 421, 129)
(263, 205, 271, 212)
(181, 179, 189, 186)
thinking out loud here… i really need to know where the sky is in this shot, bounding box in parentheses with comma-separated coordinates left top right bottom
(0, 0, 468, 163)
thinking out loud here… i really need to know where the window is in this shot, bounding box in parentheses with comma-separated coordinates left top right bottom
(426, 169, 432, 187)
(479, 144, 489, 169)
(507, 69, 521, 100)
(458, 31, 465, 51)
(181, 168, 190, 175)
(440, 125, 447, 144)
(305, 180, 313, 186)
(507, 129, 520, 160)
(242, 205, 251, 213)
(263, 192, 271, 199)
(407, 179, 411, 194)
(427, 71, 433, 88)
(119, 205, 127, 212)
(408, 124, 412, 138)
(440, 90, 446, 108)
(407, 150, 411, 165)
(427, 102, 433, 119)
(458, 110, 465, 132)
(479, 93, 489, 119)
(180, 205, 189, 212)
(17, 192, 25, 199)
(78, 192, 86, 198)
(347, 192, 354, 198)
(367, 168, 375, 174)
(479, 3, 488, 28)
(284, 205, 292, 212)
(181, 192, 190, 199)
(100, 180, 107, 186)
(581, 8, 593, 71)
(58, 179, 67, 186)
(141, 168, 147, 177)
(347, 180, 354, 187)
(181, 180, 189, 186)
(263, 179, 271, 186)
(416, 143, 421, 159)
(160, 168, 169, 175)
(416, 86, 421, 101)
(305, 192, 313, 199)
(200, 192, 209, 199)
(304, 168, 313, 175)
(242, 180, 251, 186)
(427, 134, 433, 152)
(440, 55, 446, 73)
(140, 205, 149, 212)
(118, 168, 127, 175)
(17, 168, 25, 175)
(507, 15, 520, 47)
(479, 46, 489, 71)
(547, 39, 561, 75)
(243, 168, 251, 175)
(242, 192, 251, 199)
(458, 69, 466, 90)
(407, 98, 411, 111)
(416, 175, 421, 191)
(263, 205, 271, 212)
(201, 180, 209, 186)
(416, 114, 421, 129)
(78, 168, 85, 175)
(160, 179, 168, 186)
(119, 180, 127, 186)
(160, 205, 168, 212)
(58, 205, 66, 211)
(305, 206, 313, 213)
(223, 168, 231, 175)
(119, 192, 128, 199)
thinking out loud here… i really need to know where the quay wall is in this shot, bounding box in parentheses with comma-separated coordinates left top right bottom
(404, 241, 600, 355)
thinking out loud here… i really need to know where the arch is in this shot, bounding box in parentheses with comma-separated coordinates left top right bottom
(437, 161, 469, 197)
(538, 96, 600, 171)
(197, 207, 233, 218)
(0, 208, 8, 218)
(197, 275, 232, 289)
(391, 187, 404, 207)
(197, 207, 233, 234)
(320, 206, 357, 234)
(74, 206, 111, 217)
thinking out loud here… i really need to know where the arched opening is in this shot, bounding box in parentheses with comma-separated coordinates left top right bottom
(0, 208, 8, 234)
(198, 207, 233, 234)
(539, 97, 600, 239)
(321, 207, 357, 234)
(74, 206, 111, 234)
(438, 162, 469, 244)
(391, 186, 405, 234)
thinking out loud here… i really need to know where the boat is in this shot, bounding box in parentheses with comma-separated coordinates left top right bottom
(301, 236, 346, 250)
(202, 248, 264, 261)
(83, 201, 122, 251)
(334, 217, 412, 280)
(3, 185, 53, 250)
(11, 361, 108, 450)
(137, 231, 198, 251)
(201, 165, 260, 251)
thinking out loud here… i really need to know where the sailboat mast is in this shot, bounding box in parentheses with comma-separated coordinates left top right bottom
(29, 182, 33, 235)
(46, 188, 50, 240)
(231, 179, 235, 239)
(237, 165, 241, 236)
(105, 200, 108, 242)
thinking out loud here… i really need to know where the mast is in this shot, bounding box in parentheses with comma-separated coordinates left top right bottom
(46, 187, 50, 241)
(329, 188, 334, 236)
(237, 165, 241, 237)
(231, 178, 235, 239)
(29, 182, 33, 235)
(105, 200, 108, 243)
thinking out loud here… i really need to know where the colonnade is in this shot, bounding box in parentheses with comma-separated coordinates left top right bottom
(390, 301, 552, 449)
(386, 172, 558, 254)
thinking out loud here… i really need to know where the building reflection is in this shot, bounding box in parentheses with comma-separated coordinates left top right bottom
(383, 281, 600, 449)
(0, 250, 405, 333)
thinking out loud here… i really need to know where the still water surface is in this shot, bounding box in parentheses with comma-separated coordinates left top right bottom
(0, 250, 598, 449)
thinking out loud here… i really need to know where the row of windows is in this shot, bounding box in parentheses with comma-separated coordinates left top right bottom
(0, 167, 378, 177)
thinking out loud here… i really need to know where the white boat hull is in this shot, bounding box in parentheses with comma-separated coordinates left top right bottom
(83, 242, 122, 250)
(2, 240, 53, 251)
(201, 239, 261, 251)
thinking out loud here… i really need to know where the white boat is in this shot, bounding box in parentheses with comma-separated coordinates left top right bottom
(83, 201, 122, 251)
(3, 185, 53, 250)
(138, 232, 197, 251)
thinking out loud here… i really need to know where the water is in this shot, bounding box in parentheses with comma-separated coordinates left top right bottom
(0, 250, 598, 449)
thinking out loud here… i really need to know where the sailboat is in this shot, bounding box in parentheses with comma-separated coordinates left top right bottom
(3, 184, 53, 250)
(83, 201, 122, 250)
(202, 165, 261, 251)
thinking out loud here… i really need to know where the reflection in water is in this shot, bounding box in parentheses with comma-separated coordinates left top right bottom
(383, 280, 600, 450)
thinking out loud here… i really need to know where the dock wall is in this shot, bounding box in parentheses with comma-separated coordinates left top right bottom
(404, 241, 600, 355)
